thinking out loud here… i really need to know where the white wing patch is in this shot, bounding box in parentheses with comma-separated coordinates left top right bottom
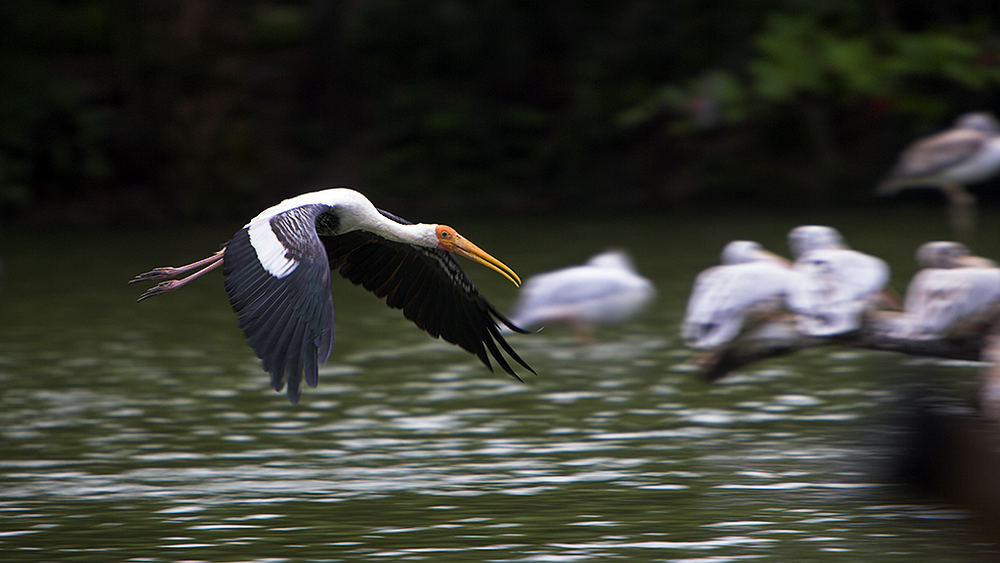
(247, 218, 298, 278)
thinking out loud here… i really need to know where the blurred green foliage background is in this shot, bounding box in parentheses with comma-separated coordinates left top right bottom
(1, 0, 998, 226)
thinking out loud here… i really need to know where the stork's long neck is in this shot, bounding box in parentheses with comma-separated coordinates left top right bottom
(364, 217, 438, 247)
(334, 197, 438, 248)
(296, 188, 437, 247)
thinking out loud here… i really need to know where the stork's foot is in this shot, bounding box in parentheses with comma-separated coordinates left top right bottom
(129, 267, 186, 284)
(130, 250, 224, 285)
(136, 280, 186, 302)
(132, 251, 225, 301)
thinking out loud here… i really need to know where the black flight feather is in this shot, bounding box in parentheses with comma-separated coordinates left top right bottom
(321, 209, 533, 381)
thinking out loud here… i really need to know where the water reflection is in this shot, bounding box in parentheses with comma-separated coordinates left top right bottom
(2, 211, 1000, 560)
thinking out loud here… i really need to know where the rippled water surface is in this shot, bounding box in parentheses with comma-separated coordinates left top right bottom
(3, 207, 1000, 561)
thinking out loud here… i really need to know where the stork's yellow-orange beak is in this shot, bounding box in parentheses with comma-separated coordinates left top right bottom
(437, 225, 521, 286)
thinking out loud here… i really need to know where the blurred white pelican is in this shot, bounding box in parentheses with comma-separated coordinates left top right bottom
(897, 241, 1000, 340)
(878, 112, 1000, 240)
(682, 240, 792, 349)
(506, 250, 655, 337)
(786, 225, 893, 337)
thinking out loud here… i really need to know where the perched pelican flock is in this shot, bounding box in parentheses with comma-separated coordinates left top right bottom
(878, 112, 1000, 240)
(132, 187, 533, 403)
(683, 225, 896, 347)
(504, 249, 655, 338)
(682, 222, 1000, 376)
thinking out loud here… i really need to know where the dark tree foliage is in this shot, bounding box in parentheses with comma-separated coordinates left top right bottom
(1, 1, 998, 225)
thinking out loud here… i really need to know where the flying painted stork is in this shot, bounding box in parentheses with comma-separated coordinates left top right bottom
(131, 187, 534, 403)
(894, 241, 1000, 340)
(786, 225, 894, 337)
(504, 249, 656, 339)
(878, 112, 1000, 241)
(681, 240, 792, 349)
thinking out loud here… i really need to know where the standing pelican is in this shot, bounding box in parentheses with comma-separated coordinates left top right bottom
(682, 240, 792, 349)
(131, 187, 533, 403)
(878, 112, 1000, 241)
(786, 225, 893, 337)
(506, 250, 655, 337)
(897, 241, 1000, 340)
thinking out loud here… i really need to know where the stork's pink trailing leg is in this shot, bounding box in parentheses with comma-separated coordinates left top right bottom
(131, 250, 225, 302)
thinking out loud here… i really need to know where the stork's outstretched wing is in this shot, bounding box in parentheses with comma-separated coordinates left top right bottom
(223, 209, 335, 403)
(322, 211, 533, 380)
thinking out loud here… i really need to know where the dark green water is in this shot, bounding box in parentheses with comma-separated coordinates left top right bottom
(2, 204, 999, 561)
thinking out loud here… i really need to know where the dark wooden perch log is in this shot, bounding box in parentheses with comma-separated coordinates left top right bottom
(694, 305, 1000, 382)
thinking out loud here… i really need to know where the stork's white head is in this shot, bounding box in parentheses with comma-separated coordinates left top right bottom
(788, 225, 844, 258)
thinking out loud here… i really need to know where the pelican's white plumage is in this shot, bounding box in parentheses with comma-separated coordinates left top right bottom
(506, 250, 655, 334)
(879, 112, 1000, 194)
(878, 112, 1000, 240)
(682, 240, 792, 349)
(786, 225, 892, 336)
(897, 241, 1000, 340)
